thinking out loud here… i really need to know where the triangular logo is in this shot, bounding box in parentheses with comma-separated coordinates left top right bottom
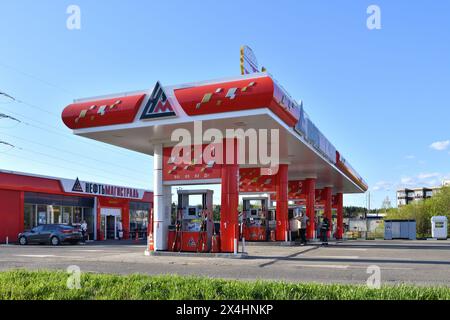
(72, 178, 84, 193)
(140, 82, 176, 120)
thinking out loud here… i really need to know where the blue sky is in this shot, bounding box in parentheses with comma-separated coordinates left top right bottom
(0, 0, 449, 208)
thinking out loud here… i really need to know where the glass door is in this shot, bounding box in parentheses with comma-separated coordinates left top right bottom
(100, 215, 106, 240)
(62, 206, 72, 224)
(106, 215, 116, 240)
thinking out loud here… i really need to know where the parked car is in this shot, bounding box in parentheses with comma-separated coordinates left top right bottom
(18, 224, 82, 246)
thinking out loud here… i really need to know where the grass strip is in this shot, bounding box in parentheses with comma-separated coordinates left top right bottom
(0, 270, 448, 300)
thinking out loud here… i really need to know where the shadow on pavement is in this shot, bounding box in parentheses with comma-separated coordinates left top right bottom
(257, 246, 321, 268)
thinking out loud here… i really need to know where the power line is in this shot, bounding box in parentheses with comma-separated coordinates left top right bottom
(0, 136, 150, 185)
(0, 91, 16, 101)
(0, 131, 150, 177)
(1, 90, 71, 119)
(0, 67, 151, 161)
(0, 62, 77, 96)
(0, 113, 20, 122)
(0, 140, 15, 148)
(0, 105, 149, 160)
(17, 147, 150, 186)
(5, 153, 149, 189)
(2, 145, 149, 189)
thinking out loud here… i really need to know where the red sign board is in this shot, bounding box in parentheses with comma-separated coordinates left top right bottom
(62, 94, 146, 129)
(163, 144, 222, 181)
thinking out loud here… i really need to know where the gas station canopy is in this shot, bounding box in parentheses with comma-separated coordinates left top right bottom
(62, 73, 368, 194)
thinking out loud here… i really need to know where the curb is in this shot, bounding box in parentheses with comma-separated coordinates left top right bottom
(145, 250, 249, 259)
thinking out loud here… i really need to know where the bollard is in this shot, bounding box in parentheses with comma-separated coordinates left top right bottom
(233, 238, 238, 255)
(6, 236, 9, 245)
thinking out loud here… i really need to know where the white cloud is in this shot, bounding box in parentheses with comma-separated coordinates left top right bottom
(405, 155, 415, 160)
(400, 177, 414, 185)
(430, 140, 450, 151)
(372, 181, 393, 192)
(418, 172, 440, 179)
(397, 172, 450, 189)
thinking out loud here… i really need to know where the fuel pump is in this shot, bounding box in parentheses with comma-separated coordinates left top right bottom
(242, 197, 269, 241)
(170, 190, 214, 252)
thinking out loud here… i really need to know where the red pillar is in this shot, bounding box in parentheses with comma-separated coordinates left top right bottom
(304, 178, 316, 240)
(323, 187, 333, 238)
(220, 138, 239, 253)
(336, 193, 344, 240)
(275, 164, 289, 241)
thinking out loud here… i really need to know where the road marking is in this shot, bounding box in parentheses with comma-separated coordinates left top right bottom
(15, 254, 85, 259)
(331, 248, 368, 251)
(295, 264, 413, 271)
(70, 249, 105, 252)
(15, 255, 56, 258)
(311, 256, 360, 259)
(296, 264, 349, 269)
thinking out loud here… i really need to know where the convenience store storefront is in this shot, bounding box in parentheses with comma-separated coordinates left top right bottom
(0, 170, 153, 243)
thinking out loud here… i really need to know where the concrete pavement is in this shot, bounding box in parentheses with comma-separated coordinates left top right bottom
(0, 240, 449, 286)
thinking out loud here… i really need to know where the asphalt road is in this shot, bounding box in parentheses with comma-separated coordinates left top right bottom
(1, 240, 449, 286)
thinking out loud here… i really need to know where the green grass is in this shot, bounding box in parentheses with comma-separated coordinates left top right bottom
(0, 270, 449, 300)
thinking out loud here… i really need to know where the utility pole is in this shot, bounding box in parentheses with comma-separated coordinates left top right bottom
(365, 191, 371, 239)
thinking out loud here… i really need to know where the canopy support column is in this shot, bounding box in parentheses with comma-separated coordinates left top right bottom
(220, 138, 239, 253)
(324, 187, 333, 238)
(304, 178, 316, 240)
(153, 143, 168, 251)
(275, 164, 289, 241)
(336, 193, 344, 240)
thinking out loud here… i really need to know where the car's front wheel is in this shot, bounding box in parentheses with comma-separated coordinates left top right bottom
(19, 236, 27, 245)
(50, 236, 60, 246)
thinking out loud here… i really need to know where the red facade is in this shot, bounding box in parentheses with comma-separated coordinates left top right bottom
(0, 171, 153, 243)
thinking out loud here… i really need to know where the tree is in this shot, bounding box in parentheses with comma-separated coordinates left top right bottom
(344, 206, 366, 218)
(386, 186, 450, 238)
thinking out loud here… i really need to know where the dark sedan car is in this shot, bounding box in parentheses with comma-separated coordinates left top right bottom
(18, 224, 82, 246)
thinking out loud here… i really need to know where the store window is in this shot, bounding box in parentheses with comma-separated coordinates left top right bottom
(83, 208, 94, 239)
(129, 202, 150, 238)
(49, 205, 61, 224)
(37, 205, 48, 225)
(24, 204, 36, 230)
(62, 206, 72, 224)
(24, 193, 95, 233)
(73, 207, 82, 224)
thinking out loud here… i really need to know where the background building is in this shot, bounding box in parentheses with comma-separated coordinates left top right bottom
(396, 181, 448, 207)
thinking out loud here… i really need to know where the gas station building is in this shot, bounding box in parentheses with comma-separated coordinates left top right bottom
(61, 69, 367, 253)
(0, 170, 153, 243)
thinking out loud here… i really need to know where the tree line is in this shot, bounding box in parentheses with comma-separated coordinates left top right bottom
(386, 186, 450, 238)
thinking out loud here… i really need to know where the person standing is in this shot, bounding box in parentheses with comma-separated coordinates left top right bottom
(117, 219, 123, 240)
(80, 220, 87, 244)
(321, 217, 330, 246)
(289, 216, 300, 241)
(299, 212, 309, 245)
(315, 216, 320, 239)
